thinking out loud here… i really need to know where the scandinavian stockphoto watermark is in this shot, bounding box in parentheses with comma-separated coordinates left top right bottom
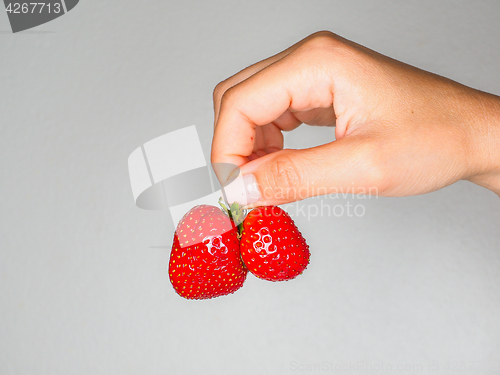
(128, 126, 377, 233)
(283, 195, 374, 220)
(3, 0, 79, 33)
(260, 184, 379, 220)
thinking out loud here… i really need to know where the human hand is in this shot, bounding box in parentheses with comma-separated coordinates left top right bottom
(211, 31, 500, 206)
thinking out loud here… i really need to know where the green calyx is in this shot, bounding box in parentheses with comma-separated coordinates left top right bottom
(219, 197, 246, 235)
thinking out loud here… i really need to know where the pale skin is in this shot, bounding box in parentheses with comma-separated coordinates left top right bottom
(211, 31, 500, 206)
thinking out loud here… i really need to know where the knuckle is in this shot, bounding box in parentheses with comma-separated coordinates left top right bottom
(263, 154, 302, 200)
(219, 85, 238, 106)
(294, 31, 347, 64)
(298, 31, 359, 65)
(213, 80, 230, 103)
(304, 30, 338, 49)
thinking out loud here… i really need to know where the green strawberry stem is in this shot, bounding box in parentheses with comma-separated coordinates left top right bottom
(218, 197, 246, 236)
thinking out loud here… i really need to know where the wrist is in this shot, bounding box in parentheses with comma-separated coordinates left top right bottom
(463, 90, 500, 195)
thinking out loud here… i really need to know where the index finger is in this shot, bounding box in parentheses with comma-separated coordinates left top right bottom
(211, 44, 336, 182)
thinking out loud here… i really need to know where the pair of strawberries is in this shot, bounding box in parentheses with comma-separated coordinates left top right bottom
(169, 201, 310, 299)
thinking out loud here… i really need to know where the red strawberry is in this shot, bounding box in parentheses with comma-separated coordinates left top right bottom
(169, 205, 247, 299)
(240, 206, 310, 281)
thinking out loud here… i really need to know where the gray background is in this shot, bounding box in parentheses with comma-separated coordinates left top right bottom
(1, 1, 500, 374)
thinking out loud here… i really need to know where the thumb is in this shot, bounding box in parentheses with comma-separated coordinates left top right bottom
(230, 136, 381, 207)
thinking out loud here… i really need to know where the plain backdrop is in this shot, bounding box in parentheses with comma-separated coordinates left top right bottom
(1, 1, 500, 374)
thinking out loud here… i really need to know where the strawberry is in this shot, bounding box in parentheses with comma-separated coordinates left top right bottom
(168, 205, 247, 299)
(240, 205, 310, 281)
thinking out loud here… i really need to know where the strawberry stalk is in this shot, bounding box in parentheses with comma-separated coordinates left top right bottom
(219, 197, 246, 235)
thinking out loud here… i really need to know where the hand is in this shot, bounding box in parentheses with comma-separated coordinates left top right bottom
(211, 31, 500, 206)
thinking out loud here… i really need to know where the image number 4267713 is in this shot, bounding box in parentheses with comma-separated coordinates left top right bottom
(3, 0, 79, 33)
(5, 2, 62, 14)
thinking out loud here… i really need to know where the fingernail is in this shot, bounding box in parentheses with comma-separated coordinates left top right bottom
(222, 173, 261, 205)
(242, 174, 261, 204)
